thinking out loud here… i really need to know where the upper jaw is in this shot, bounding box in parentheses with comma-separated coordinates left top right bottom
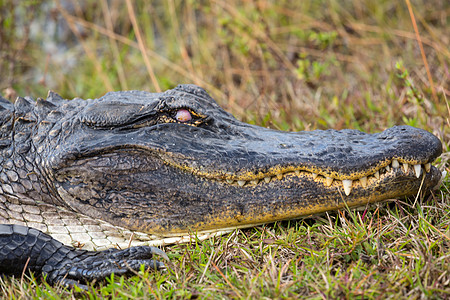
(49, 114, 443, 197)
(156, 124, 442, 182)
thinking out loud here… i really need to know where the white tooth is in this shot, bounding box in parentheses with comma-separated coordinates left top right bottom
(434, 171, 447, 190)
(226, 179, 234, 184)
(403, 163, 409, 173)
(359, 176, 367, 188)
(237, 180, 246, 187)
(312, 173, 318, 179)
(264, 177, 271, 183)
(277, 174, 283, 180)
(325, 177, 333, 187)
(425, 163, 431, 172)
(295, 170, 300, 175)
(251, 180, 259, 185)
(374, 171, 380, 179)
(392, 159, 399, 168)
(414, 164, 421, 178)
(385, 165, 390, 172)
(342, 180, 353, 196)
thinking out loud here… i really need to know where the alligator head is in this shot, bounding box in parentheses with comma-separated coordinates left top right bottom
(29, 85, 442, 237)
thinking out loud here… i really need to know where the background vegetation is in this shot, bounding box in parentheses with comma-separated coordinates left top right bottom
(0, 0, 449, 298)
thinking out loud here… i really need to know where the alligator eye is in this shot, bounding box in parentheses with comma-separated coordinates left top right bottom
(175, 109, 192, 123)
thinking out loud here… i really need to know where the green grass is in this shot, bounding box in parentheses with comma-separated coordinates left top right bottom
(1, 0, 449, 299)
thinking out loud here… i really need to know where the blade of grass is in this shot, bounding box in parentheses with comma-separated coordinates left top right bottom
(444, 88, 450, 127)
(212, 0, 297, 73)
(211, 260, 242, 298)
(125, 0, 161, 92)
(405, 0, 438, 104)
(100, 0, 128, 90)
(56, 0, 114, 91)
(167, 0, 198, 86)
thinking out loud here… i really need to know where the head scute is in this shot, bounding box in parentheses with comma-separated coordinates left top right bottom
(46, 90, 64, 102)
(36, 97, 60, 119)
(14, 97, 35, 116)
(36, 97, 58, 111)
(0, 96, 13, 112)
(173, 84, 211, 100)
(0, 96, 14, 151)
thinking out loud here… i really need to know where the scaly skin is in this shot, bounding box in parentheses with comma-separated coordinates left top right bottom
(0, 224, 166, 289)
(0, 84, 443, 287)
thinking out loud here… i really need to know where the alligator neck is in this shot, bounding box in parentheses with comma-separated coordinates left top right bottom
(0, 96, 57, 207)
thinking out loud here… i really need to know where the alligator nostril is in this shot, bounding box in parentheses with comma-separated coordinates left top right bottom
(278, 143, 293, 149)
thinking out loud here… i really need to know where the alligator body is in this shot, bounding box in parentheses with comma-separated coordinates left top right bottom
(0, 84, 443, 288)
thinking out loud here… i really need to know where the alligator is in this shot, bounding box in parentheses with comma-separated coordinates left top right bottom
(0, 84, 443, 289)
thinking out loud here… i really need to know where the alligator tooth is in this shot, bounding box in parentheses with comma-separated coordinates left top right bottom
(277, 174, 283, 180)
(226, 179, 234, 184)
(374, 171, 380, 179)
(342, 180, 353, 196)
(359, 176, 368, 188)
(325, 177, 333, 187)
(414, 164, 421, 178)
(237, 180, 246, 187)
(424, 163, 431, 173)
(435, 171, 448, 189)
(264, 176, 271, 183)
(392, 159, 399, 169)
(385, 165, 390, 172)
(312, 173, 318, 179)
(402, 163, 409, 173)
(251, 179, 259, 185)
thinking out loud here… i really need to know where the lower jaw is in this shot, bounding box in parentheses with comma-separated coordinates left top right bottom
(138, 166, 442, 236)
(144, 196, 395, 246)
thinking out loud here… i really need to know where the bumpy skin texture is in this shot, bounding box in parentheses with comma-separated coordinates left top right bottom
(0, 84, 443, 287)
(0, 224, 166, 289)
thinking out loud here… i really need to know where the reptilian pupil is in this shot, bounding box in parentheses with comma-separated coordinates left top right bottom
(175, 109, 192, 122)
